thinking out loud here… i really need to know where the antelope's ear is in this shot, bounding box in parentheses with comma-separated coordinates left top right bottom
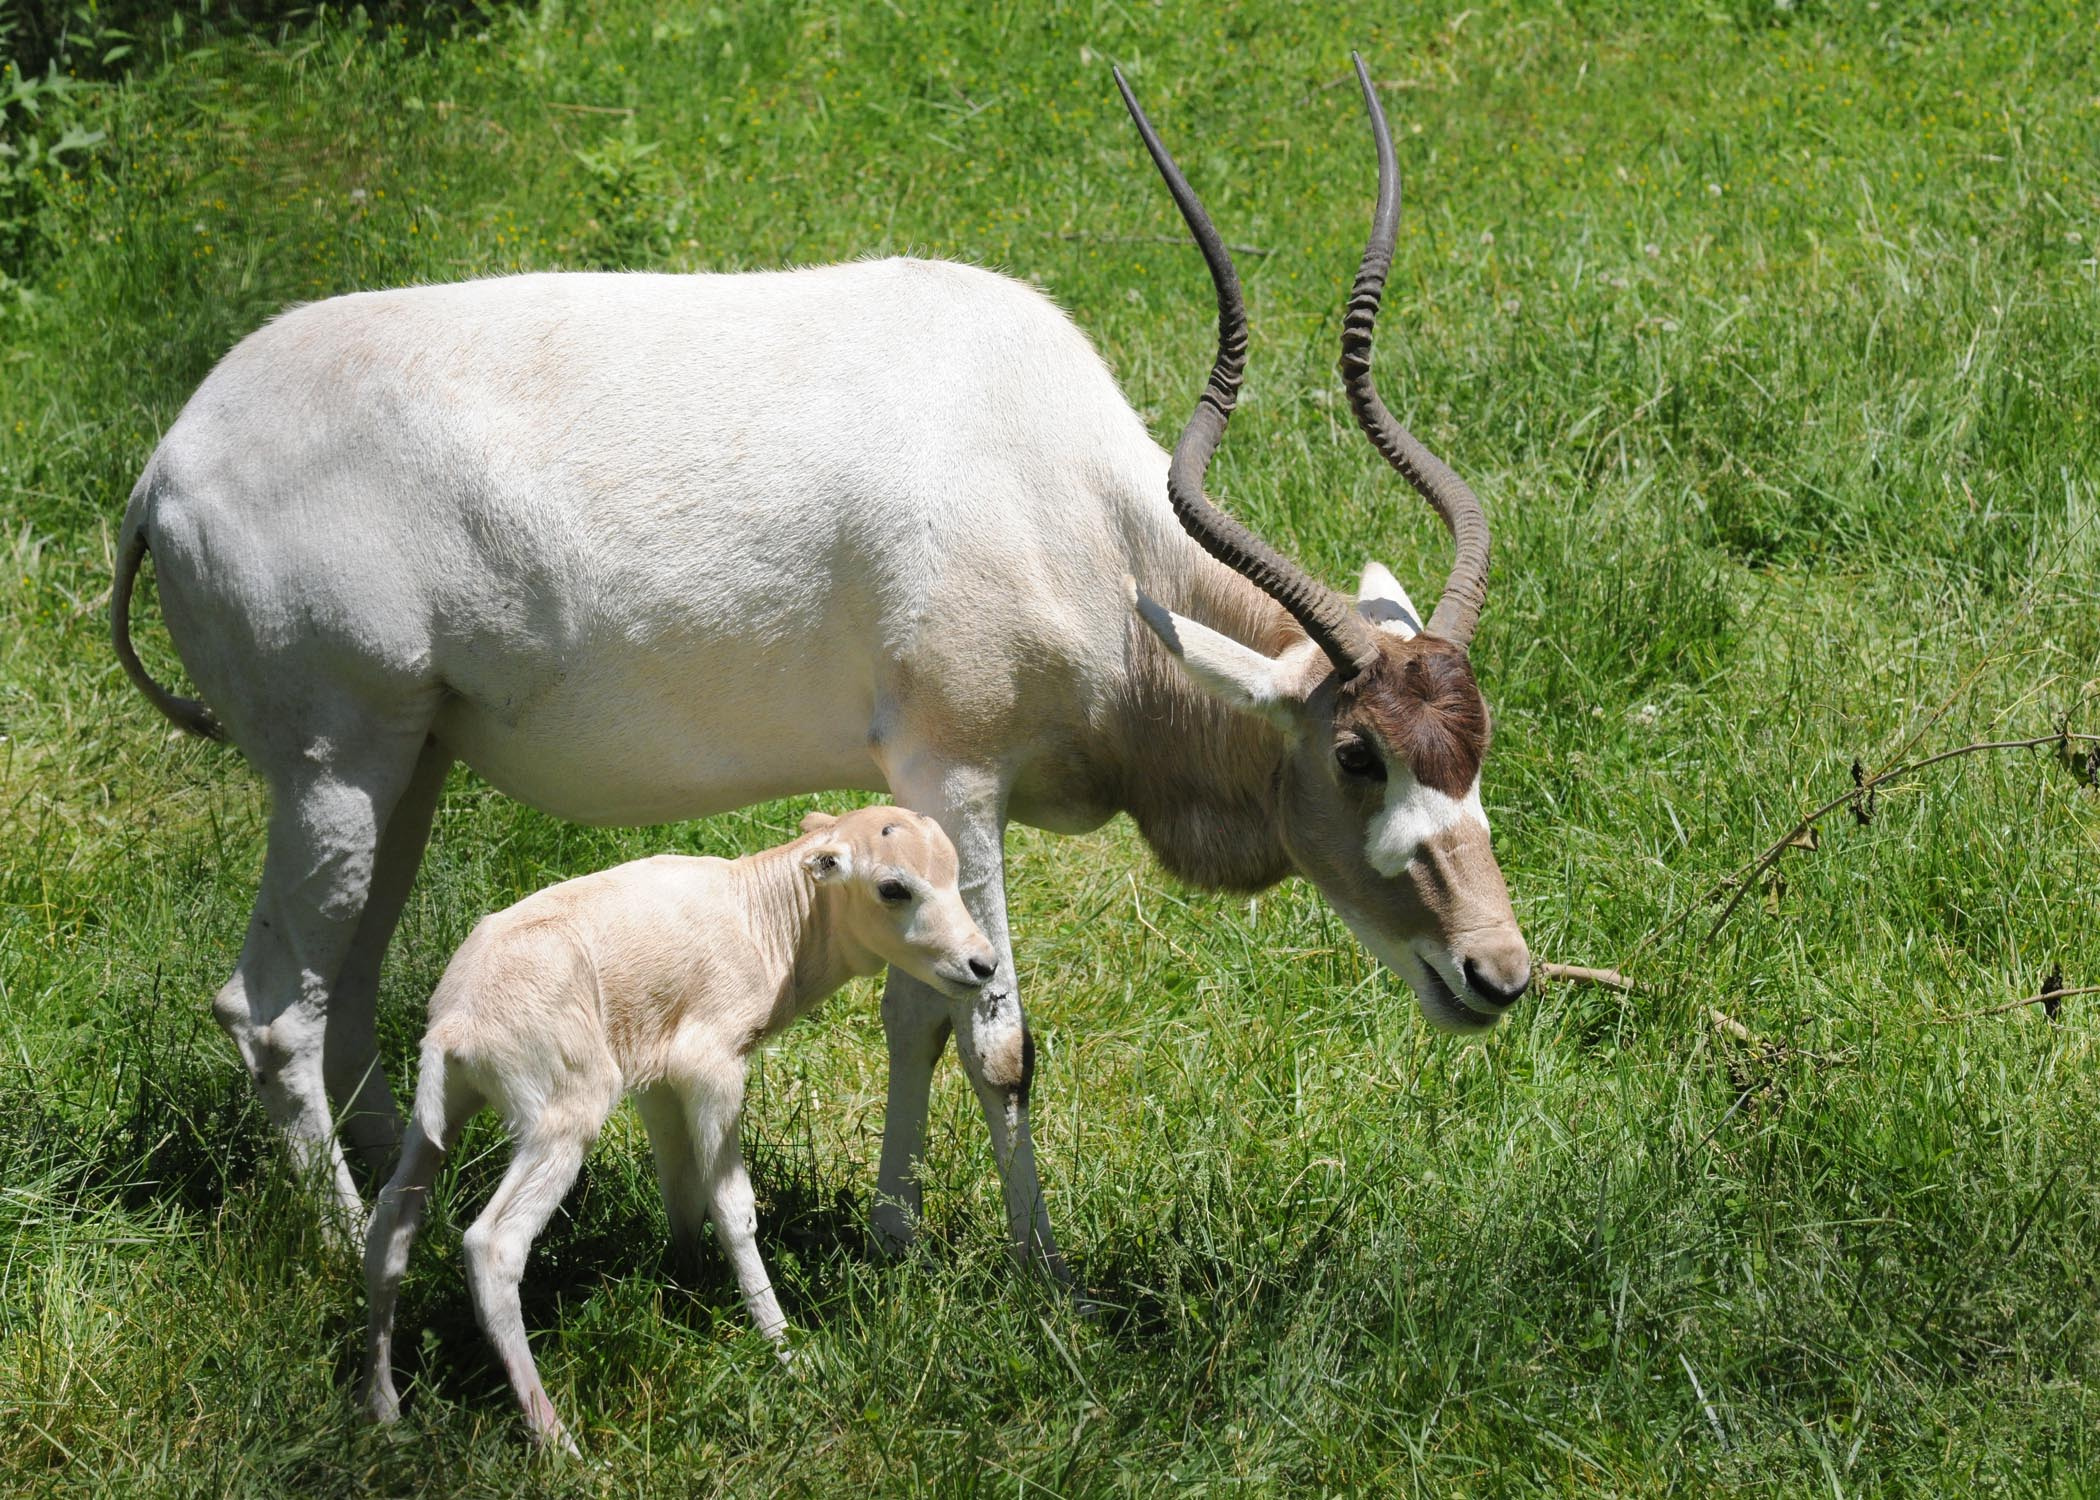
(1356, 560, 1422, 639)
(802, 841, 852, 883)
(1131, 581, 1303, 727)
(799, 810, 839, 833)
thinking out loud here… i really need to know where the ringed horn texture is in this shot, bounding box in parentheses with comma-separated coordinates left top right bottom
(1113, 65, 1384, 679)
(1115, 56, 1496, 660)
(1338, 52, 1492, 648)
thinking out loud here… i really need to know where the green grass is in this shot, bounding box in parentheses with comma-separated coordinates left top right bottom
(4, 0, 2099, 1492)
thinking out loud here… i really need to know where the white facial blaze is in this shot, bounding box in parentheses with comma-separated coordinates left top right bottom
(1363, 774, 1489, 877)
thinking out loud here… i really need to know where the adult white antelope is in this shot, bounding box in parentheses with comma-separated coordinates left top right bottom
(111, 59, 1529, 1275)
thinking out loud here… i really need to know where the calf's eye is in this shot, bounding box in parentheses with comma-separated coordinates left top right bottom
(877, 880, 912, 904)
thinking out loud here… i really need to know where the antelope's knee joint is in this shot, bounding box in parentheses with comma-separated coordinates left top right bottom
(250, 1009, 328, 1087)
(315, 871, 373, 926)
(211, 983, 252, 1040)
(1012, 1025, 1036, 1103)
(971, 1016, 1033, 1095)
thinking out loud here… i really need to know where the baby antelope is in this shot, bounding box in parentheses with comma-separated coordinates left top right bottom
(360, 807, 1000, 1451)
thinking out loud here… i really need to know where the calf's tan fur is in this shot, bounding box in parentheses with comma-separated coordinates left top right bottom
(360, 808, 996, 1451)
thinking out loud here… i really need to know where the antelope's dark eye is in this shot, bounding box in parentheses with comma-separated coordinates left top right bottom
(877, 879, 912, 904)
(1335, 737, 1386, 783)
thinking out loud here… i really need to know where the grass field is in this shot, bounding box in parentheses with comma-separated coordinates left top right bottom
(4, 1, 2099, 1492)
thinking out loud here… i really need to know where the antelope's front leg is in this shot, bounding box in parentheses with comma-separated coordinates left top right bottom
(952, 963, 1067, 1284)
(875, 760, 1069, 1283)
(873, 954, 1065, 1282)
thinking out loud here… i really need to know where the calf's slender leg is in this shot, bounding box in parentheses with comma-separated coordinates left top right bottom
(461, 1122, 597, 1455)
(683, 1063, 789, 1351)
(634, 1082, 710, 1259)
(362, 1056, 482, 1423)
(871, 975, 951, 1255)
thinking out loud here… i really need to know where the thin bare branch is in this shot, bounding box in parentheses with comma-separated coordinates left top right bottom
(1699, 730, 2099, 944)
(1708, 1008, 1758, 1046)
(1940, 984, 2100, 1022)
(1537, 961, 1634, 992)
(1623, 510, 2100, 971)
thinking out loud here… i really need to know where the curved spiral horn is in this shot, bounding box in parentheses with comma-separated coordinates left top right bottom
(1114, 66, 1382, 680)
(1337, 52, 1492, 648)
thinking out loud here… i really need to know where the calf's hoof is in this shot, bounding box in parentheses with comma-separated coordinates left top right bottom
(525, 1391, 580, 1459)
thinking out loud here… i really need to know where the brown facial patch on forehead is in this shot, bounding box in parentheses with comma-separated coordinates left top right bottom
(1338, 636, 1488, 796)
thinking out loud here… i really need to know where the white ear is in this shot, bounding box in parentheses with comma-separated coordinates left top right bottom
(1131, 582, 1302, 725)
(802, 842, 851, 883)
(1356, 560, 1421, 640)
(799, 809, 838, 833)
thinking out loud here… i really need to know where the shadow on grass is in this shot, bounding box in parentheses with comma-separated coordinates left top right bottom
(10, 970, 1381, 1422)
(346, 1140, 884, 1413)
(1080, 1220, 1353, 1353)
(0, 970, 275, 1220)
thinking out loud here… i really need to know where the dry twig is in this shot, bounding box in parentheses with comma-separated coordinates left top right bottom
(1707, 1008, 1758, 1046)
(1621, 520, 2099, 970)
(1698, 729, 2100, 943)
(1536, 961, 1634, 991)
(1940, 983, 2099, 1022)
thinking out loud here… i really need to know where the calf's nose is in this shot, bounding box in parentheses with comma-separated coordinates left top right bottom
(968, 954, 998, 982)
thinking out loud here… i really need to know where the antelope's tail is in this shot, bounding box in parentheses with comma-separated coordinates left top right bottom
(112, 496, 226, 743)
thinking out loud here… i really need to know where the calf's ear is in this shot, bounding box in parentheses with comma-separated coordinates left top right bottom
(802, 842, 852, 883)
(800, 810, 839, 833)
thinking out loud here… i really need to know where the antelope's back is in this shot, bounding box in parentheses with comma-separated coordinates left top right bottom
(139, 260, 1170, 820)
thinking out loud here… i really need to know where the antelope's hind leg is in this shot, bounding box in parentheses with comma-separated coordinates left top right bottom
(208, 720, 435, 1243)
(326, 736, 453, 1176)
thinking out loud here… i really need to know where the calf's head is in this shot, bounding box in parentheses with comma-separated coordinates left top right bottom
(1119, 57, 1530, 1032)
(798, 808, 1000, 999)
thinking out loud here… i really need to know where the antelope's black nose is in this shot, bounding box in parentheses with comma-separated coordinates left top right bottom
(1464, 956, 1530, 1009)
(968, 955, 998, 982)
